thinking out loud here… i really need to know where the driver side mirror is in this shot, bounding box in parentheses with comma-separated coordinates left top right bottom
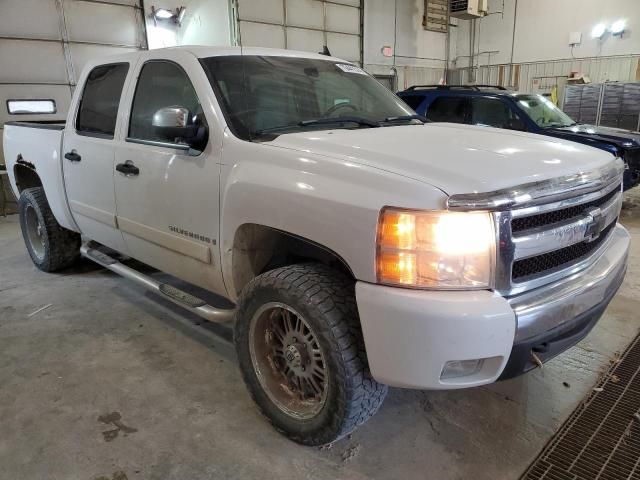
(152, 106, 208, 154)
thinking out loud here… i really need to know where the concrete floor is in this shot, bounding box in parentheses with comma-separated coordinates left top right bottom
(1, 192, 639, 480)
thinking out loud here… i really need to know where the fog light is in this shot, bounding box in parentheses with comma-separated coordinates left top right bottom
(441, 359, 484, 380)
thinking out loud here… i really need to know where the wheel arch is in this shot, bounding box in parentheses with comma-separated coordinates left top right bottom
(230, 223, 355, 298)
(13, 163, 42, 193)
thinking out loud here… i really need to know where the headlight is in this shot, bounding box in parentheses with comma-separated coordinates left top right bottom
(376, 208, 495, 289)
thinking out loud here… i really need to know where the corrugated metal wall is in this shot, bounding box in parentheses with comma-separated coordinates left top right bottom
(234, 0, 363, 65)
(453, 55, 640, 104)
(365, 64, 445, 91)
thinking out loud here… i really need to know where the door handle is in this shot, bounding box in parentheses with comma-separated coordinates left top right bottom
(64, 151, 81, 162)
(116, 160, 140, 176)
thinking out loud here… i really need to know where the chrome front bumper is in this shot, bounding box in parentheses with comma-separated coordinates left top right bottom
(499, 224, 630, 379)
(509, 224, 629, 342)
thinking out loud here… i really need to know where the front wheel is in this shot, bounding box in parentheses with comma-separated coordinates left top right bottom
(18, 187, 80, 272)
(234, 263, 387, 446)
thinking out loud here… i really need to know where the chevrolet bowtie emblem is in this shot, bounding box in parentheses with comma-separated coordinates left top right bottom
(584, 207, 605, 242)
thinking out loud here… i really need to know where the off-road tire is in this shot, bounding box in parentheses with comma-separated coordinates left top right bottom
(18, 187, 81, 272)
(234, 263, 388, 446)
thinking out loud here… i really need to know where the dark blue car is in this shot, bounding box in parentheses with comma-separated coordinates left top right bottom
(397, 85, 640, 190)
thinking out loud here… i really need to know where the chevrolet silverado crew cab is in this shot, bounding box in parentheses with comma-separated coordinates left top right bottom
(3, 47, 630, 446)
(397, 85, 640, 190)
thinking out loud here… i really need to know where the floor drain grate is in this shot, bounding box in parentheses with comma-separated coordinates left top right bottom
(522, 332, 640, 480)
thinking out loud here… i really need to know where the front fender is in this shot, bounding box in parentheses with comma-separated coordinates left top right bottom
(219, 137, 447, 299)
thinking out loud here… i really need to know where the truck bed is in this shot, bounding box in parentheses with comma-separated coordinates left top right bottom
(3, 120, 77, 231)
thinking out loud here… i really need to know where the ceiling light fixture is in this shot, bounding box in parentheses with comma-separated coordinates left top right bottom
(151, 6, 186, 26)
(591, 23, 606, 39)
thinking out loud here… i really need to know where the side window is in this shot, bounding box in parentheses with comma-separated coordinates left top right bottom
(76, 63, 129, 137)
(400, 95, 425, 112)
(470, 97, 522, 130)
(425, 97, 469, 123)
(128, 61, 204, 143)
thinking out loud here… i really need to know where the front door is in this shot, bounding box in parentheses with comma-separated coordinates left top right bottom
(63, 62, 130, 253)
(113, 52, 224, 295)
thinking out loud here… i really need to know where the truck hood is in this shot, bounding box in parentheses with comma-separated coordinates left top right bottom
(269, 123, 616, 195)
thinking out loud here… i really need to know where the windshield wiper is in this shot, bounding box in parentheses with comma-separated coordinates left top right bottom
(382, 114, 427, 124)
(543, 121, 580, 129)
(299, 116, 380, 128)
(254, 116, 380, 136)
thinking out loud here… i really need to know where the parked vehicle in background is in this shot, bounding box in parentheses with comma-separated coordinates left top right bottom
(3, 47, 630, 445)
(397, 85, 640, 190)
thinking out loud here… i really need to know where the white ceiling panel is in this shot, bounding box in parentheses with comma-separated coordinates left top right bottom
(286, 28, 325, 54)
(326, 32, 359, 62)
(0, 40, 68, 84)
(0, 0, 61, 39)
(286, 0, 324, 29)
(239, 21, 286, 49)
(0, 85, 71, 125)
(326, 3, 360, 34)
(238, 0, 284, 24)
(63, 0, 141, 46)
(68, 44, 138, 83)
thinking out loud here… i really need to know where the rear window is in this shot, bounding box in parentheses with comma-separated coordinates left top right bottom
(76, 63, 129, 138)
(400, 95, 425, 111)
(425, 96, 468, 123)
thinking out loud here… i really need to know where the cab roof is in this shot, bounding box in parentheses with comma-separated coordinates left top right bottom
(97, 45, 351, 65)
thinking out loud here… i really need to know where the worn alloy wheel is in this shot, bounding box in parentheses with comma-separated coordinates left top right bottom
(249, 302, 328, 420)
(24, 204, 46, 262)
(235, 263, 388, 446)
(18, 187, 81, 272)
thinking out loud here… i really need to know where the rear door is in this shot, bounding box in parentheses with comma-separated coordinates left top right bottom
(113, 51, 225, 295)
(63, 61, 130, 253)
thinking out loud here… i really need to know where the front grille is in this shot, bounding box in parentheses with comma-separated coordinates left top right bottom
(512, 220, 616, 281)
(511, 185, 620, 233)
(521, 332, 640, 480)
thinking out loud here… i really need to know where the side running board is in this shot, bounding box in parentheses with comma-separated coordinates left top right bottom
(81, 243, 235, 323)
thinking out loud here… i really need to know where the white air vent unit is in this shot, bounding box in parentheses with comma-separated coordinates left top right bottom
(449, 0, 487, 19)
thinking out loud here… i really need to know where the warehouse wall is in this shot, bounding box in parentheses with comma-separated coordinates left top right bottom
(454, 0, 640, 90)
(364, 0, 456, 90)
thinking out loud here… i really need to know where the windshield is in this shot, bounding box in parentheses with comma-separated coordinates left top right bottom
(200, 55, 416, 140)
(515, 94, 576, 128)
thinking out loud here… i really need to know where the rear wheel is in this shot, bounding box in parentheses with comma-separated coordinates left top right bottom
(18, 187, 80, 272)
(234, 263, 387, 445)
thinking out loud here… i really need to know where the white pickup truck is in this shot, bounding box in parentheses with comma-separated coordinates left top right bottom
(3, 46, 630, 445)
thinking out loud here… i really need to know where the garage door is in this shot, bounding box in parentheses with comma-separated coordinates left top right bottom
(235, 0, 362, 65)
(0, 0, 146, 165)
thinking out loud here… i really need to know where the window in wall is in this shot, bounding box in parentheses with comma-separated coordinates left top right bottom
(76, 63, 129, 137)
(425, 96, 469, 123)
(128, 61, 204, 143)
(7, 99, 56, 115)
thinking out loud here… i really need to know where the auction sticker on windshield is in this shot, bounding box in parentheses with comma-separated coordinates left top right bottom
(336, 64, 367, 75)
